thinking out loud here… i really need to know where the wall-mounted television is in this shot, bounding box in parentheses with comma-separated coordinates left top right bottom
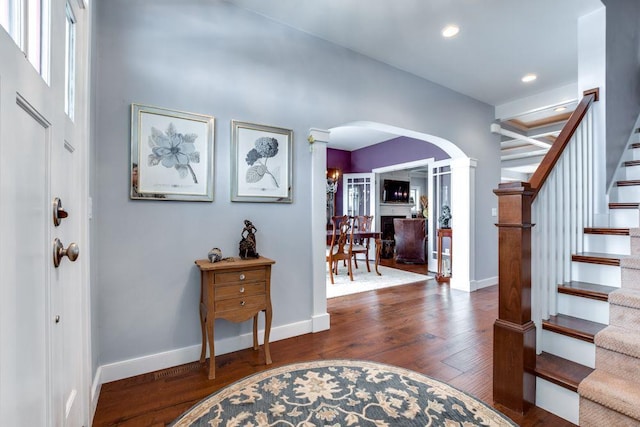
(382, 179, 410, 203)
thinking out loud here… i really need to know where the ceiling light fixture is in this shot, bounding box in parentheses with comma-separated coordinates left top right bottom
(554, 106, 567, 112)
(521, 73, 537, 83)
(442, 25, 460, 38)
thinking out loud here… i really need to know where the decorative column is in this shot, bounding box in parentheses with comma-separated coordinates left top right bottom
(309, 128, 331, 332)
(449, 157, 476, 291)
(493, 181, 536, 413)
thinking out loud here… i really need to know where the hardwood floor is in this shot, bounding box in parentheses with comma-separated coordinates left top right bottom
(93, 261, 574, 426)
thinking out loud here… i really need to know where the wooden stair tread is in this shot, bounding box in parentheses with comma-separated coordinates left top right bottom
(557, 281, 617, 302)
(542, 314, 607, 342)
(535, 352, 593, 393)
(616, 180, 640, 186)
(624, 160, 640, 167)
(609, 202, 640, 209)
(630, 142, 640, 149)
(584, 227, 629, 236)
(572, 252, 626, 266)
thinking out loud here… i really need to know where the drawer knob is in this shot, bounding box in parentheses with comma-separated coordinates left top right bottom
(239, 287, 245, 293)
(239, 274, 246, 281)
(240, 300, 246, 306)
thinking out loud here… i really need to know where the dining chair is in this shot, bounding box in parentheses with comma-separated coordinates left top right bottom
(350, 215, 373, 272)
(326, 215, 354, 284)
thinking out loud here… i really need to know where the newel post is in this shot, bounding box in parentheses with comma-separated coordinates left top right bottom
(493, 181, 536, 413)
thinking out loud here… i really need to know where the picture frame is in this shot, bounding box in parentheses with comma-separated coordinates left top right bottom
(231, 120, 293, 203)
(130, 104, 215, 201)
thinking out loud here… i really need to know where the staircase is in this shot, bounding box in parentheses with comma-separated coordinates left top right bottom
(493, 89, 640, 425)
(532, 131, 640, 425)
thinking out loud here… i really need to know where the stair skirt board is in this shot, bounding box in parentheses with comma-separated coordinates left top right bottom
(609, 207, 640, 228)
(584, 233, 630, 255)
(536, 377, 579, 425)
(571, 262, 621, 288)
(541, 330, 595, 368)
(557, 294, 610, 325)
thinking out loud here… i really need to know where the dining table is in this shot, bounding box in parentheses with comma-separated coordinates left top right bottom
(326, 230, 382, 276)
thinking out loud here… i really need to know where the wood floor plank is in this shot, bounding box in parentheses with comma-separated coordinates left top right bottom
(93, 259, 575, 427)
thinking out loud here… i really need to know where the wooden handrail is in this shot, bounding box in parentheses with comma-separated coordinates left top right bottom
(529, 88, 599, 199)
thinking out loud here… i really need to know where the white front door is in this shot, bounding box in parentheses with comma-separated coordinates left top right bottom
(0, 1, 90, 426)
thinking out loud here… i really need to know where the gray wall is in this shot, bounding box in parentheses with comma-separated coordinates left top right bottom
(603, 0, 640, 185)
(93, 0, 499, 372)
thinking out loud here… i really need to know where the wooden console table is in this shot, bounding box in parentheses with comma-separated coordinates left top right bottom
(195, 256, 275, 379)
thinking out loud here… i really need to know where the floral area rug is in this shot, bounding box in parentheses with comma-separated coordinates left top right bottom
(171, 359, 516, 426)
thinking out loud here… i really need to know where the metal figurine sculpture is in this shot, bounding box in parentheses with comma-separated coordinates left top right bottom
(239, 219, 260, 259)
(439, 205, 452, 229)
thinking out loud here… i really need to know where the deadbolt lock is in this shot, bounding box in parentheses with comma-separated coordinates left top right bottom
(53, 197, 69, 227)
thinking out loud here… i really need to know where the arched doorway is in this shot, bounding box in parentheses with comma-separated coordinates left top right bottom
(310, 122, 477, 332)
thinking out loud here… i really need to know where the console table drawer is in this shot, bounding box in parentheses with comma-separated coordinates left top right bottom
(215, 282, 264, 300)
(214, 269, 265, 285)
(215, 294, 266, 314)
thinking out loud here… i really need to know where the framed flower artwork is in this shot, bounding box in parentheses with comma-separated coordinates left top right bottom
(130, 104, 215, 201)
(231, 120, 293, 203)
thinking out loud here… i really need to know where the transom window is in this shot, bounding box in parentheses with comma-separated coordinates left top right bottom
(0, 0, 50, 82)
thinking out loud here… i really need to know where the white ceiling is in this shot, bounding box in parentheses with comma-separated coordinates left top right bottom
(226, 0, 603, 107)
(226, 0, 604, 158)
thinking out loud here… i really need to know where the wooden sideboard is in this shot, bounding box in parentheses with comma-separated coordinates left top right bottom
(195, 256, 275, 379)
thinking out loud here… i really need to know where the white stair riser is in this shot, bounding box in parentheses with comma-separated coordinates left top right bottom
(571, 262, 621, 287)
(541, 329, 595, 368)
(613, 185, 640, 203)
(584, 234, 630, 255)
(558, 294, 610, 325)
(630, 146, 640, 160)
(536, 378, 579, 425)
(624, 165, 640, 180)
(609, 208, 639, 228)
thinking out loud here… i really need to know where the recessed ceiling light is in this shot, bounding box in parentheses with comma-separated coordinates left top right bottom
(554, 106, 567, 112)
(521, 73, 537, 83)
(442, 25, 460, 38)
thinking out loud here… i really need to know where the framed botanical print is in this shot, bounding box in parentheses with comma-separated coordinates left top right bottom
(231, 120, 293, 203)
(130, 104, 215, 201)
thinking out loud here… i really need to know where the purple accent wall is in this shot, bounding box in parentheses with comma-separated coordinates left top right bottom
(327, 148, 351, 216)
(350, 136, 449, 172)
(327, 137, 449, 217)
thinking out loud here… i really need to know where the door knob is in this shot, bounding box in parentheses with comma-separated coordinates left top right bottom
(53, 238, 79, 268)
(52, 197, 69, 227)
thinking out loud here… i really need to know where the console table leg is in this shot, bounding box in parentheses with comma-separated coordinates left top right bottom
(264, 308, 273, 365)
(252, 315, 259, 350)
(206, 318, 215, 379)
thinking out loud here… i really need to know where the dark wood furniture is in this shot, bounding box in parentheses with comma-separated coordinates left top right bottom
(327, 229, 382, 276)
(351, 215, 373, 271)
(436, 228, 452, 282)
(195, 256, 275, 379)
(327, 215, 354, 283)
(393, 218, 427, 264)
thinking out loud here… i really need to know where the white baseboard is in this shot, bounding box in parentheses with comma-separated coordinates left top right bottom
(470, 276, 498, 291)
(312, 312, 330, 332)
(90, 366, 102, 424)
(90, 318, 316, 410)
